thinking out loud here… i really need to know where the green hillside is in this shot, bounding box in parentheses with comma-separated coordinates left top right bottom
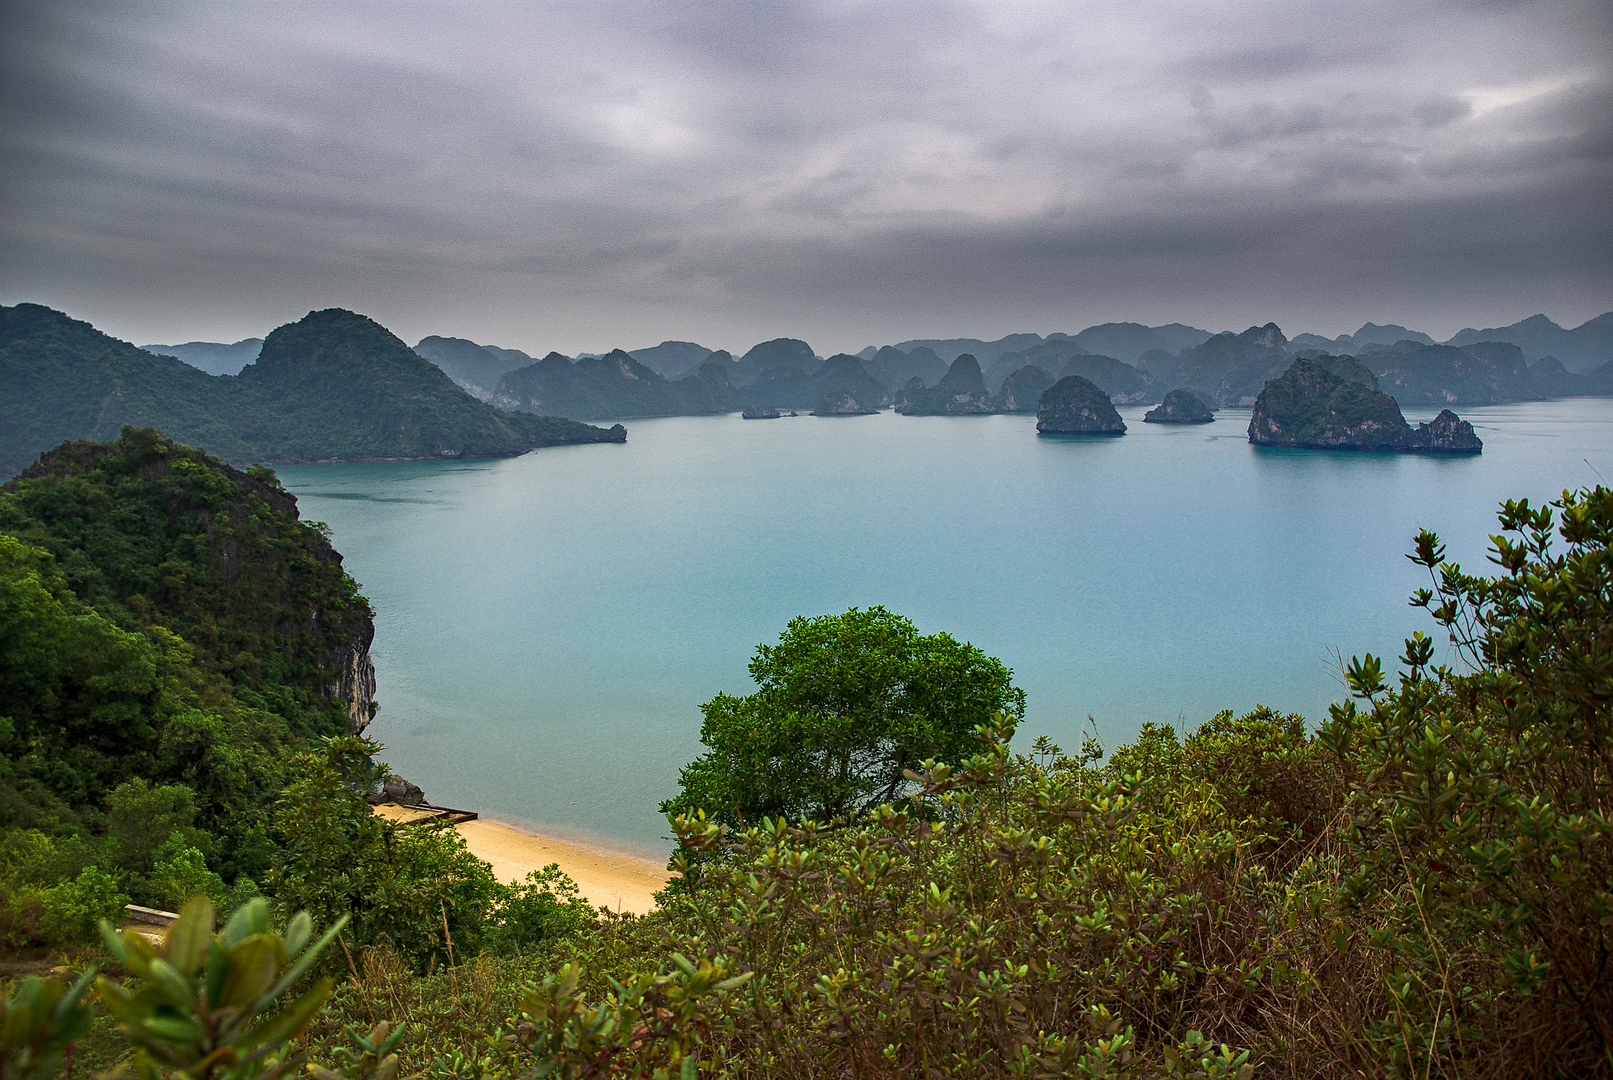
(0, 304, 252, 477)
(0, 428, 377, 882)
(229, 309, 621, 461)
(0, 304, 622, 478)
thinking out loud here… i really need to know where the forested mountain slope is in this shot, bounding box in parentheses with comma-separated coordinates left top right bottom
(0, 304, 621, 479)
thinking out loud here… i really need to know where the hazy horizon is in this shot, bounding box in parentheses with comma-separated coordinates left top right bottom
(3, 0, 1610, 356)
(124, 307, 1613, 368)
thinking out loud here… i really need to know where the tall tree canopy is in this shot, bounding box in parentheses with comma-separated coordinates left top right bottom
(663, 606, 1024, 828)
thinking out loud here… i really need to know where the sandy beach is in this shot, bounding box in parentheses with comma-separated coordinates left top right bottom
(372, 804, 669, 915)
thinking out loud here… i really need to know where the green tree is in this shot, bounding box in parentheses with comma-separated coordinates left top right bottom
(663, 606, 1025, 828)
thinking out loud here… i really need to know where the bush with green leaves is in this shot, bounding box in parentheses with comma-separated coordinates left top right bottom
(0, 970, 96, 1080)
(1321, 486, 1613, 1072)
(95, 896, 348, 1080)
(489, 865, 597, 952)
(150, 846, 230, 913)
(39, 865, 129, 947)
(2, 897, 414, 1080)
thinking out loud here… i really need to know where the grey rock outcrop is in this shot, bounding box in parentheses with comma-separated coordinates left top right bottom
(1036, 375, 1126, 434)
(381, 776, 426, 806)
(1248, 359, 1481, 452)
(742, 404, 781, 419)
(1413, 409, 1485, 451)
(812, 387, 877, 415)
(1143, 388, 1215, 424)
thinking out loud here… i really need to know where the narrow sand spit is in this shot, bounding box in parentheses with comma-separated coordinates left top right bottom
(372, 805, 669, 915)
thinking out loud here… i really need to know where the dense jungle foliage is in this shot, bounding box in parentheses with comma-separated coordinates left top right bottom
(0, 431, 601, 963)
(3, 430, 1609, 1078)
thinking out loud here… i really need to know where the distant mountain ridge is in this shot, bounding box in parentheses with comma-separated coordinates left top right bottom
(1289, 312, 1613, 372)
(413, 313, 1613, 422)
(1, 304, 622, 478)
(413, 336, 532, 401)
(141, 337, 264, 376)
(493, 349, 734, 418)
(53, 307, 1613, 446)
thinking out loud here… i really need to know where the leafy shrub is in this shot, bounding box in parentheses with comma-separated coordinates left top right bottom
(39, 865, 128, 946)
(1324, 487, 1613, 1073)
(268, 735, 505, 970)
(149, 844, 229, 912)
(1183, 706, 1334, 841)
(0, 830, 56, 948)
(0, 969, 96, 1080)
(102, 779, 212, 879)
(95, 895, 350, 1080)
(490, 865, 596, 950)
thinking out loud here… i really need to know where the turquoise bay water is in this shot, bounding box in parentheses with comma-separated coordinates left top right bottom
(277, 400, 1613, 858)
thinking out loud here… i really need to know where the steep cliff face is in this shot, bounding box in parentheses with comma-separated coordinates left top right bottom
(1248, 360, 1481, 452)
(328, 618, 379, 733)
(1036, 376, 1126, 434)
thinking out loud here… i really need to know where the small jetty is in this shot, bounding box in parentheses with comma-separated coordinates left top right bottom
(372, 800, 480, 826)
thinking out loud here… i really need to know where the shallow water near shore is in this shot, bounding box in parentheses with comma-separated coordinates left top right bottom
(277, 399, 1613, 858)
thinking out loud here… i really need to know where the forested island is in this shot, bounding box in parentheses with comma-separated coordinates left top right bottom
(1248, 358, 1483, 452)
(4, 428, 1609, 1077)
(0, 305, 622, 480)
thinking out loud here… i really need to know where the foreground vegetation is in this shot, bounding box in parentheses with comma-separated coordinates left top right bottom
(4, 430, 1609, 1077)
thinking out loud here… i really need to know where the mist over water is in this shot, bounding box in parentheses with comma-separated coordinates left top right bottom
(277, 400, 1613, 857)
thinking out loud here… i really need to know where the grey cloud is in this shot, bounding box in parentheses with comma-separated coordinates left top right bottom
(1415, 95, 1473, 127)
(0, 0, 1608, 352)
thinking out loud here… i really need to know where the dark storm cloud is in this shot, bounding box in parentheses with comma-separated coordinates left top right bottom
(1, 0, 1609, 352)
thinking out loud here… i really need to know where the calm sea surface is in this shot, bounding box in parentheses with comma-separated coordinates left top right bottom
(276, 400, 1613, 858)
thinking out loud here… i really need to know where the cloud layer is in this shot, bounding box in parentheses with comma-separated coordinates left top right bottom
(2, 0, 1609, 353)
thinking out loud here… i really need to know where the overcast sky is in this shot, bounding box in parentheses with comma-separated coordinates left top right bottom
(2, 0, 1609, 356)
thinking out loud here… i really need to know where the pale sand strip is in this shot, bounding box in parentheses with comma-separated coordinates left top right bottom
(372, 805, 669, 915)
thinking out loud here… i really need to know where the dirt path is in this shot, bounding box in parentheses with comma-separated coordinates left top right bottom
(372, 805, 669, 915)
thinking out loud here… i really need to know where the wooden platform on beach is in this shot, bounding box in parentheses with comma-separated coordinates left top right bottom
(371, 801, 480, 826)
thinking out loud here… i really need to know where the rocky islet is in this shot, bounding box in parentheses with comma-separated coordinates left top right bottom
(1035, 375, 1127, 435)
